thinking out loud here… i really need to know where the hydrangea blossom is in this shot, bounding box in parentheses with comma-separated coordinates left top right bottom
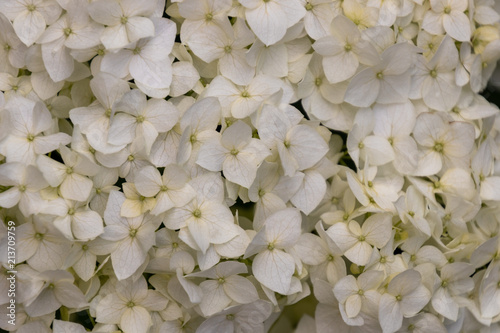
(0, 0, 500, 332)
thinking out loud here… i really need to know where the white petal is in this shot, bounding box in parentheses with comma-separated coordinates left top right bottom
(379, 293, 403, 333)
(253, 249, 295, 294)
(224, 275, 259, 303)
(443, 11, 471, 42)
(290, 170, 326, 215)
(120, 306, 152, 333)
(344, 68, 380, 107)
(245, 2, 287, 46)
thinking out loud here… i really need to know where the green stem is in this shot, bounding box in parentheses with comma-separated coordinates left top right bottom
(60, 306, 70, 321)
(87, 309, 96, 327)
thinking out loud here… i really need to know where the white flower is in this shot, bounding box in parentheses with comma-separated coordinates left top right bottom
(0, 96, 71, 165)
(333, 270, 384, 325)
(17, 217, 71, 272)
(244, 208, 302, 294)
(197, 120, 270, 188)
(431, 262, 475, 320)
(164, 173, 239, 254)
(101, 191, 160, 280)
(378, 269, 431, 333)
(294, 221, 346, 284)
(313, 15, 379, 84)
(205, 74, 283, 119)
(422, 0, 471, 42)
(37, 145, 99, 202)
(326, 213, 393, 266)
(108, 89, 179, 155)
(96, 276, 168, 333)
(25, 270, 87, 317)
(195, 300, 273, 333)
(186, 18, 255, 85)
(410, 36, 461, 112)
(88, 0, 157, 50)
(258, 105, 329, 176)
(100, 18, 176, 91)
(344, 42, 417, 107)
(0, 0, 61, 46)
(240, 0, 306, 46)
(188, 261, 259, 316)
(412, 112, 474, 176)
(0, 162, 48, 216)
(134, 164, 196, 215)
(300, 0, 337, 40)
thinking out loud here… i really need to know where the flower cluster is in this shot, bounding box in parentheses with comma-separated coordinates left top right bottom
(1, 0, 500, 332)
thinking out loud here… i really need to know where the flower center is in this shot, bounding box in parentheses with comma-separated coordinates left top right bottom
(267, 243, 275, 251)
(27, 134, 35, 142)
(133, 47, 141, 55)
(18, 185, 26, 192)
(82, 244, 88, 251)
(190, 134, 197, 144)
(315, 78, 322, 86)
(430, 69, 438, 78)
(27, 4, 36, 11)
(441, 279, 448, 288)
(126, 301, 135, 308)
(444, 6, 451, 14)
(35, 233, 44, 240)
(205, 12, 213, 21)
(395, 295, 402, 301)
(121, 16, 128, 24)
(128, 155, 135, 161)
(136, 115, 145, 123)
(344, 43, 352, 52)
(129, 229, 138, 237)
(66, 167, 74, 174)
(358, 235, 366, 242)
(4, 44, 11, 51)
(357, 289, 364, 296)
(433, 142, 444, 153)
(241, 90, 250, 98)
(224, 45, 232, 54)
(63, 28, 72, 37)
(226, 314, 235, 320)
(172, 242, 178, 248)
(230, 148, 239, 156)
(68, 208, 75, 215)
(160, 185, 168, 192)
(192, 209, 202, 218)
(105, 108, 112, 117)
(218, 277, 225, 284)
(376, 72, 384, 79)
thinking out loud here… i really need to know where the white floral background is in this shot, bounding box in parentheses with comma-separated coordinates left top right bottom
(1, 0, 500, 333)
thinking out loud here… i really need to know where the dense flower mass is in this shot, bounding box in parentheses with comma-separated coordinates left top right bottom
(1, 0, 500, 332)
